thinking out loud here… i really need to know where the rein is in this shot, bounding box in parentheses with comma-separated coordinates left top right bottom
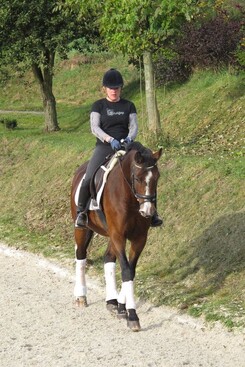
(118, 157, 157, 204)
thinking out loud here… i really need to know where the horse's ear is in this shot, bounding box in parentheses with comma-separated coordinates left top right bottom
(135, 151, 144, 165)
(152, 148, 162, 161)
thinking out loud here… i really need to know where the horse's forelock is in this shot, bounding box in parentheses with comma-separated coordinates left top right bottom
(127, 141, 156, 168)
(126, 141, 143, 153)
(143, 155, 157, 168)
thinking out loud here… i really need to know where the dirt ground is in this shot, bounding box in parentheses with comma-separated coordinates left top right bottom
(0, 243, 244, 367)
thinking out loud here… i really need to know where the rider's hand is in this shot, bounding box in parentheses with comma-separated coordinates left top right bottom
(124, 136, 132, 144)
(110, 138, 121, 151)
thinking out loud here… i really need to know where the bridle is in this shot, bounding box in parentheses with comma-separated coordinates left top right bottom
(119, 159, 157, 204)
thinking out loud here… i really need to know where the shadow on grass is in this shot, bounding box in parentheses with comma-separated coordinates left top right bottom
(177, 211, 245, 299)
(149, 211, 245, 308)
(226, 77, 245, 100)
(58, 104, 91, 132)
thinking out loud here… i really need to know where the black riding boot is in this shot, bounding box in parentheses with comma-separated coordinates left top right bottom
(75, 183, 90, 228)
(150, 212, 163, 227)
(150, 196, 163, 227)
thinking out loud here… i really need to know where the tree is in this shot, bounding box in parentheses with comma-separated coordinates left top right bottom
(0, 0, 97, 131)
(100, 0, 211, 135)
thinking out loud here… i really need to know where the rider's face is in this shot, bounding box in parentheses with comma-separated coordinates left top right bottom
(105, 87, 121, 102)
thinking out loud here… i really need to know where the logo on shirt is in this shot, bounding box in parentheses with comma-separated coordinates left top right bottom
(107, 108, 124, 116)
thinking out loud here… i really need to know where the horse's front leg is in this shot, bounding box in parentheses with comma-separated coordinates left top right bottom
(74, 229, 93, 307)
(118, 236, 148, 331)
(115, 251, 140, 331)
(104, 242, 118, 315)
(118, 277, 139, 330)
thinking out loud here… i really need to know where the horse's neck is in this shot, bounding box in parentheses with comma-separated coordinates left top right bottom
(117, 155, 134, 189)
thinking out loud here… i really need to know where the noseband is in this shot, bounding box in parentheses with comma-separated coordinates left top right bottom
(118, 158, 157, 204)
(131, 164, 157, 204)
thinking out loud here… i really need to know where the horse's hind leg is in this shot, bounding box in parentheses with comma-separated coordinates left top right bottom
(74, 228, 93, 307)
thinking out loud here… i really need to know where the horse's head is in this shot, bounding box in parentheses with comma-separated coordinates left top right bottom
(131, 145, 162, 219)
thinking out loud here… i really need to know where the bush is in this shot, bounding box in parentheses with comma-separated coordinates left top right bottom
(0, 118, 18, 129)
(155, 58, 192, 86)
(175, 8, 244, 70)
(154, 5, 244, 85)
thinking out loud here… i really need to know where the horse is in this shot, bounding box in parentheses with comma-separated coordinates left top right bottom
(70, 142, 162, 331)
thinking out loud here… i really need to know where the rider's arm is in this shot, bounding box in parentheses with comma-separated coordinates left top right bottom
(128, 113, 138, 141)
(90, 111, 113, 143)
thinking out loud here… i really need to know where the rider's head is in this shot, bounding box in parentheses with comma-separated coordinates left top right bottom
(102, 68, 124, 89)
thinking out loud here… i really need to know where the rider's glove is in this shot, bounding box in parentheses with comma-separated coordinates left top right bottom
(110, 138, 121, 151)
(124, 136, 132, 144)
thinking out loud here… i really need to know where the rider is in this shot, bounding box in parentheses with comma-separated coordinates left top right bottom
(75, 68, 163, 228)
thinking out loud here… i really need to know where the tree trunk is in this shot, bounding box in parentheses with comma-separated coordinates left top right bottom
(32, 51, 60, 132)
(143, 51, 161, 134)
(42, 86, 59, 132)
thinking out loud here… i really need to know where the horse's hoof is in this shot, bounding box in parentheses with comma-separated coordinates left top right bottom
(106, 302, 118, 316)
(127, 319, 141, 332)
(117, 310, 128, 320)
(74, 296, 88, 307)
(127, 309, 141, 331)
(117, 303, 128, 320)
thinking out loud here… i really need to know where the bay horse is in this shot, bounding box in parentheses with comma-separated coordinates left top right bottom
(71, 142, 162, 331)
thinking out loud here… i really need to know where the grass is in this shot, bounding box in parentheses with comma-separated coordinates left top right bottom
(157, 69, 245, 155)
(0, 53, 244, 329)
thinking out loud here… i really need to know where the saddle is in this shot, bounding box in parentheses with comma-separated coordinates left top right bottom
(89, 150, 126, 210)
(74, 150, 126, 228)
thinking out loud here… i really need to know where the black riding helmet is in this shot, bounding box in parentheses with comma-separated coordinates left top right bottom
(102, 68, 124, 88)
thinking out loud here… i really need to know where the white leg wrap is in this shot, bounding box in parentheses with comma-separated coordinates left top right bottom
(117, 285, 126, 305)
(118, 281, 136, 309)
(104, 262, 118, 301)
(74, 259, 87, 297)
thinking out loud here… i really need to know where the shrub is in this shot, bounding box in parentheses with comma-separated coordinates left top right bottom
(154, 5, 244, 85)
(0, 118, 18, 129)
(175, 8, 244, 70)
(154, 57, 192, 86)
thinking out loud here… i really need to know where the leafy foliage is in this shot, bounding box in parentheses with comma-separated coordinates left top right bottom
(0, 0, 96, 68)
(68, 37, 107, 55)
(154, 4, 244, 85)
(100, 0, 204, 58)
(0, 0, 99, 131)
(154, 55, 192, 85)
(176, 7, 244, 69)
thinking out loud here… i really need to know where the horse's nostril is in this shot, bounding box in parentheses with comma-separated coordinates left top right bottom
(139, 210, 150, 218)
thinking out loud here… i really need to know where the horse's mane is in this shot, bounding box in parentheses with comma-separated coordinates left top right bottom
(126, 141, 149, 154)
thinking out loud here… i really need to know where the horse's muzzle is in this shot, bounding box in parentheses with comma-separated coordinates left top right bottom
(139, 211, 151, 218)
(139, 202, 155, 218)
